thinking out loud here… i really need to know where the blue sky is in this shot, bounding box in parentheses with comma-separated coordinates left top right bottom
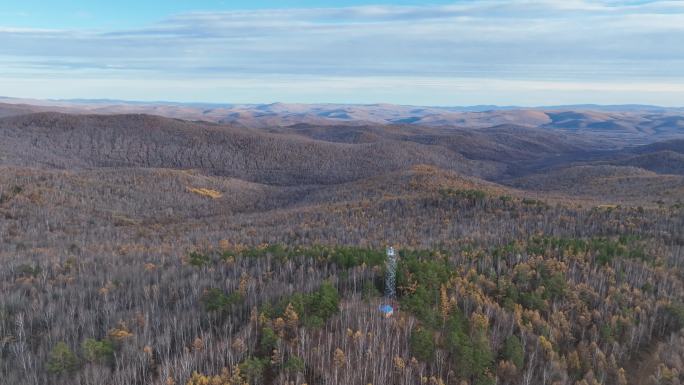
(1, 0, 455, 29)
(1, 0, 683, 106)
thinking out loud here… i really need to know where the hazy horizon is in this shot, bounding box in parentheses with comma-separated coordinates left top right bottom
(2, 95, 683, 110)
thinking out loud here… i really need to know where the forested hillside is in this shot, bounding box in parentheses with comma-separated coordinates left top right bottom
(0, 109, 683, 385)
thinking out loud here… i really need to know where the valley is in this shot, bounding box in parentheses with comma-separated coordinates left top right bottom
(0, 102, 683, 385)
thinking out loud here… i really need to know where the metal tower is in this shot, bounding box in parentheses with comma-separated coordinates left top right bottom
(385, 246, 397, 298)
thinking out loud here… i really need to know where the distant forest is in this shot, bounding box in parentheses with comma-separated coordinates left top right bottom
(1, 106, 683, 385)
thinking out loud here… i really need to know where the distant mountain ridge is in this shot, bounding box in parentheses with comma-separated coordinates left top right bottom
(1, 97, 682, 145)
(2, 96, 681, 112)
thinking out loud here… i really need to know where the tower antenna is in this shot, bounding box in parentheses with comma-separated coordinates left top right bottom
(385, 246, 397, 298)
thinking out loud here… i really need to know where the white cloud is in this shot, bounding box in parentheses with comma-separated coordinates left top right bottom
(0, 1, 683, 104)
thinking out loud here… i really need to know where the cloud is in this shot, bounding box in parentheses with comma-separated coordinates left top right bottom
(1, 1, 683, 104)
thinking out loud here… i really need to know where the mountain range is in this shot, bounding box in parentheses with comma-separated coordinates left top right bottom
(1, 99, 683, 208)
(2, 97, 683, 144)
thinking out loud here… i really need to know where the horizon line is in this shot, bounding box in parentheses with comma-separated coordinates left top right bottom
(1, 95, 682, 110)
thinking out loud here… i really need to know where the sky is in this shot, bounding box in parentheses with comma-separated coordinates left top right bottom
(1, 0, 683, 106)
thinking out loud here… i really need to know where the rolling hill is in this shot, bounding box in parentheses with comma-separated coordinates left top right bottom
(2, 98, 683, 144)
(1, 106, 684, 385)
(0, 112, 609, 185)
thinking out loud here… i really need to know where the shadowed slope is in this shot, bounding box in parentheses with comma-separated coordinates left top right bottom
(0, 112, 485, 185)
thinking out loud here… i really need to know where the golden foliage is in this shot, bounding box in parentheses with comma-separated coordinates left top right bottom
(470, 312, 489, 331)
(15, 276, 37, 285)
(284, 303, 299, 329)
(192, 337, 204, 352)
(333, 348, 346, 368)
(186, 187, 223, 199)
(248, 307, 259, 326)
(108, 322, 133, 340)
(270, 348, 283, 365)
(273, 317, 286, 336)
(231, 338, 246, 354)
(186, 367, 247, 385)
(567, 351, 581, 372)
(497, 360, 518, 377)
(539, 336, 554, 359)
(617, 368, 627, 385)
(99, 281, 116, 296)
(238, 272, 250, 296)
(218, 239, 231, 251)
(393, 356, 406, 371)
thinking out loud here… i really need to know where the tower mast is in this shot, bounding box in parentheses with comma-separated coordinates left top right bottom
(385, 246, 397, 298)
(379, 246, 397, 317)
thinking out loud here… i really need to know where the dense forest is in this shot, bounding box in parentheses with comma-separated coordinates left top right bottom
(1, 109, 683, 385)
